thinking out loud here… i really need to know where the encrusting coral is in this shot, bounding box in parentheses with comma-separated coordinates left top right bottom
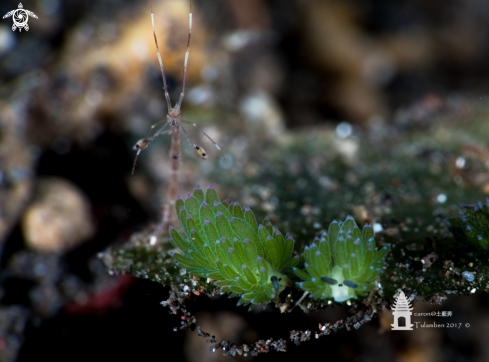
(170, 185, 303, 310)
(294, 216, 389, 302)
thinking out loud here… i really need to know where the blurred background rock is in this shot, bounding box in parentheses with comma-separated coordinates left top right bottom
(1, 0, 489, 361)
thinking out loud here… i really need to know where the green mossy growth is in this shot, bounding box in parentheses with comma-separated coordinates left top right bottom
(447, 199, 489, 251)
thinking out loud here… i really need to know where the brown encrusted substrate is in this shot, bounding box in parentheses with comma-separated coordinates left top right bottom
(161, 279, 389, 357)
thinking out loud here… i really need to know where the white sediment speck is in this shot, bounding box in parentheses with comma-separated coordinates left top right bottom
(455, 157, 466, 169)
(462, 271, 475, 282)
(187, 85, 215, 106)
(373, 223, 383, 233)
(336, 122, 352, 138)
(436, 194, 447, 203)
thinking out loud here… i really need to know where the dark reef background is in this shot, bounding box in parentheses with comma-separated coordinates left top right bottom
(1, 0, 489, 361)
